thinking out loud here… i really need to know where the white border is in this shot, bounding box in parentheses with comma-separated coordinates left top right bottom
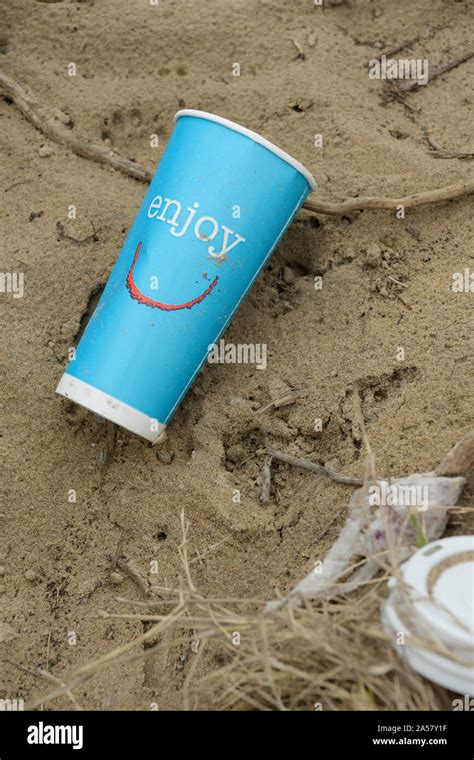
(175, 109, 317, 192)
(56, 374, 166, 443)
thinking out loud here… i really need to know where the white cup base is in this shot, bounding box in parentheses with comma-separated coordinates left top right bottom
(56, 374, 166, 444)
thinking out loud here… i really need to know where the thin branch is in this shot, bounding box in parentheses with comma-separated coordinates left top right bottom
(116, 557, 150, 596)
(26, 601, 185, 710)
(2, 69, 474, 217)
(267, 447, 362, 486)
(256, 386, 305, 414)
(365, 35, 421, 66)
(352, 386, 377, 481)
(290, 37, 306, 61)
(110, 532, 124, 571)
(425, 129, 474, 160)
(36, 668, 83, 711)
(110, 533, 150, 595)
(396, 50, 474, 93)
(178, 508, 196, 593)
(0, 70, 153, 182)
(7, 660, 82, 711)
(314, 506, 347, 543)
(435, 431, 474, 476)
(260, 455, 273, 503)
(302, 179, 474, 216)
(387, 274, 408, 288)
(188, 535, 231, 565)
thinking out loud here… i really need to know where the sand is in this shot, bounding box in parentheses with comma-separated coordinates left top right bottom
(1, 0, 473, 710)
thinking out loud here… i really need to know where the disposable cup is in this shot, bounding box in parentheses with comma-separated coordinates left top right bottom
(56, 110, 316, 441)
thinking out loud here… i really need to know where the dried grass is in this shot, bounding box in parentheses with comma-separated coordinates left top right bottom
(175, 583, 451, 711)
(26, 505, 463, 711)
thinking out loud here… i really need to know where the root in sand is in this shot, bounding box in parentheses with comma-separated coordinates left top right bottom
(2, 70, 473, 218)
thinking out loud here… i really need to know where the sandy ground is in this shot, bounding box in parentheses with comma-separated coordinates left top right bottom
(1, 0, 473, 710)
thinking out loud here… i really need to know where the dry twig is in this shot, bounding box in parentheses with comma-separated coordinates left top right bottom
(116, 557, 150, 596)
(302, 179, 474, 216)
(267, 447, 363, 486)
(0, 70, 153, 182)
(2, 70, 473, 218)
(256, 387, 305, 414)
(435, 431, 474, 476)
(396, 50, 474, 93)
(7, 660, 82, 711)
(110, 533, 150, 595)
(290, 38, 306, 61)
(425, 129, 474, 160)
(365, 36, 420, 66)
(25, 602, 184, 709)
(260, 455, 273, 503)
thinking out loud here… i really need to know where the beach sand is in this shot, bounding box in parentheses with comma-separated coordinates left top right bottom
(1, 0, 473, 709)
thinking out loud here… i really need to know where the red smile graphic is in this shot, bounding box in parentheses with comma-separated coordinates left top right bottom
(126, 241, 219, 311)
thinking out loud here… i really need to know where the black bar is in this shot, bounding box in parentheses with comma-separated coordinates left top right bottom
(0, 710, 472, 758)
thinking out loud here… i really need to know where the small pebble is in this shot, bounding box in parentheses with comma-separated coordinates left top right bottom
(39, 144, 54, 158)
(156, 449, 174, 464)
(226, 444, 245, 464)
(110, 571, 124, 585)
(282, 266, 297, 284)
(52, 108, 71, 126)
(380, 234, 396, 248)
(0, 566, 5, 576)
(25, 569, 37, 582)
(362, 243, 382, 269)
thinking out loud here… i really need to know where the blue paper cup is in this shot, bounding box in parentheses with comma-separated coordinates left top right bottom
(56, 110, 316, 442)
